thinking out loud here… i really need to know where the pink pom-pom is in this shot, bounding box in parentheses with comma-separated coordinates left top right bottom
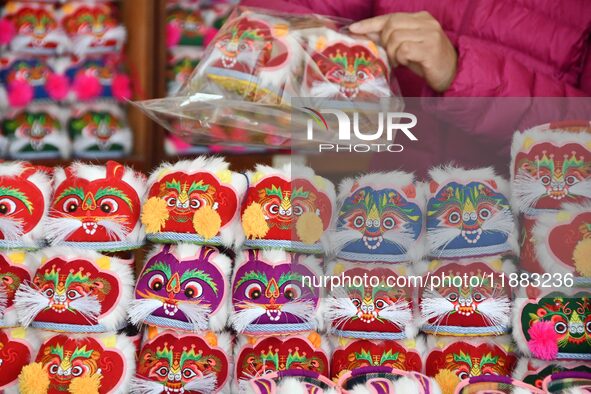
(73, 74, 102, 100)
(7, 80, 34, 107)
(45, 73, 69, 100)
(203, 27, 218, 47)
(528, 321, 559, 360)
(0, 19, 15, 45)
(112, 74, 131, 101)
(166, 22, 182, 48)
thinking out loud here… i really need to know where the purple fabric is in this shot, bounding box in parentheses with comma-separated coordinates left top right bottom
(238, 0, 590, 176)
(351, 366, 392, 376)
(135, 246, 226, 323)
(469, 375, 513, 384)
(550, 371, 591, 381)
(277, 369, 320, 379)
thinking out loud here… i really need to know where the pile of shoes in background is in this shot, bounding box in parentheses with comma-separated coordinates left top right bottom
(0, 0, 133, 160)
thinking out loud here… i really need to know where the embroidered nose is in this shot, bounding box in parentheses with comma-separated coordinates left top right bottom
(166, 272, 181, 294)
(265, 278, 280, 299)
(82, 192, 97, 211)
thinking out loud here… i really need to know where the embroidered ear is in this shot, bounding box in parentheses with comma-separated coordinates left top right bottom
(106, 160, 124, 179)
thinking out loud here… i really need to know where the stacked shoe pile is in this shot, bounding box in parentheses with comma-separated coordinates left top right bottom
(418, 166, 519, 394)
(0, 1, 133, 160)
(129, 156, 244, 393)
(510, 122, 591, 388)
(11, 160, 145, 393)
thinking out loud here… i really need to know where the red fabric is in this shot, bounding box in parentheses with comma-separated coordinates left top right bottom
(240, 0, 591, 176)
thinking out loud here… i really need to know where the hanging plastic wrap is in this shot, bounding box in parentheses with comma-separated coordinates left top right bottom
(135, 6, 403, 149)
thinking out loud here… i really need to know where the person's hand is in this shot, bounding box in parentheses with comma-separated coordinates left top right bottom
(349, 12, 457, 92)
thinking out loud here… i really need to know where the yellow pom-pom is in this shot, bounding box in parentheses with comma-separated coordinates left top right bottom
(193, 205, 221, 240)
(19, 363, 50, 394)
(242, 203, 268, 239)
(141, 197, 169, 234)
(69, 373, 102, 394)
(574, 238, 591, 277)
(434, 369, 460, 394)
(296, 211, 323, 244)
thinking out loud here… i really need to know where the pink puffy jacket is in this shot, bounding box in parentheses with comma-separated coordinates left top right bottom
(241, 0, 591, 175)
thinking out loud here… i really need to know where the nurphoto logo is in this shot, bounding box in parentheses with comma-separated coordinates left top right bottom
(303, 107, 418, 153)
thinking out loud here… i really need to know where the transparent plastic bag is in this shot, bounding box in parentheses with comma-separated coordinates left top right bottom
(135, 6, 404, 148)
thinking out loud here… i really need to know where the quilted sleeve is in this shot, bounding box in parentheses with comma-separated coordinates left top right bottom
(443, 35, 588, 97)
(238, 0, 375, 21)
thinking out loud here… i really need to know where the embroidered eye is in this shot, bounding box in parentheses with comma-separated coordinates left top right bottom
(72, 366, 84, 377)
(357, 70, 368, 80)
(245, 283, 262, 300)
(268, 204, 279, 215)
(184, 281, 203, 299)
(375, 299, 387, 309)
(447, 293, 458, 302)
(382, 217, 396, 229)
(284, 284, 301, 301)
(0, 198, 17, 215)
(555, 321, 568, 334)
(49, 364, 59, 374)
(586, 321, 591, 333)
(99, 198, 118, 213)
(63, 197, 80, 213)
(148, 274, 164, 291)
(472, 292, 484, 302)
(566, 175, 578, 186)
(43, 288, 54, 297)
(478, 208, 492, 220)
(182, 368, 197, 379)
(458, 371, 469, 380)
(351, 298, 361, 307)
(293, 205, 304, 216)
(353, 216, 365, 228)
(448, 211, 461, 224)
(540, 175, 552, 186)
(190, 199, 201, 209)
(156, 366, 168, 377)
(166, 197, 177, 207)
(238, 42, 249, 51)
(67, 290, 82, 300)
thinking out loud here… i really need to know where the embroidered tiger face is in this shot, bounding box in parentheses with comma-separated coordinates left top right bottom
(427, 181, 513, 256)
(513, 142, 591, 212)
